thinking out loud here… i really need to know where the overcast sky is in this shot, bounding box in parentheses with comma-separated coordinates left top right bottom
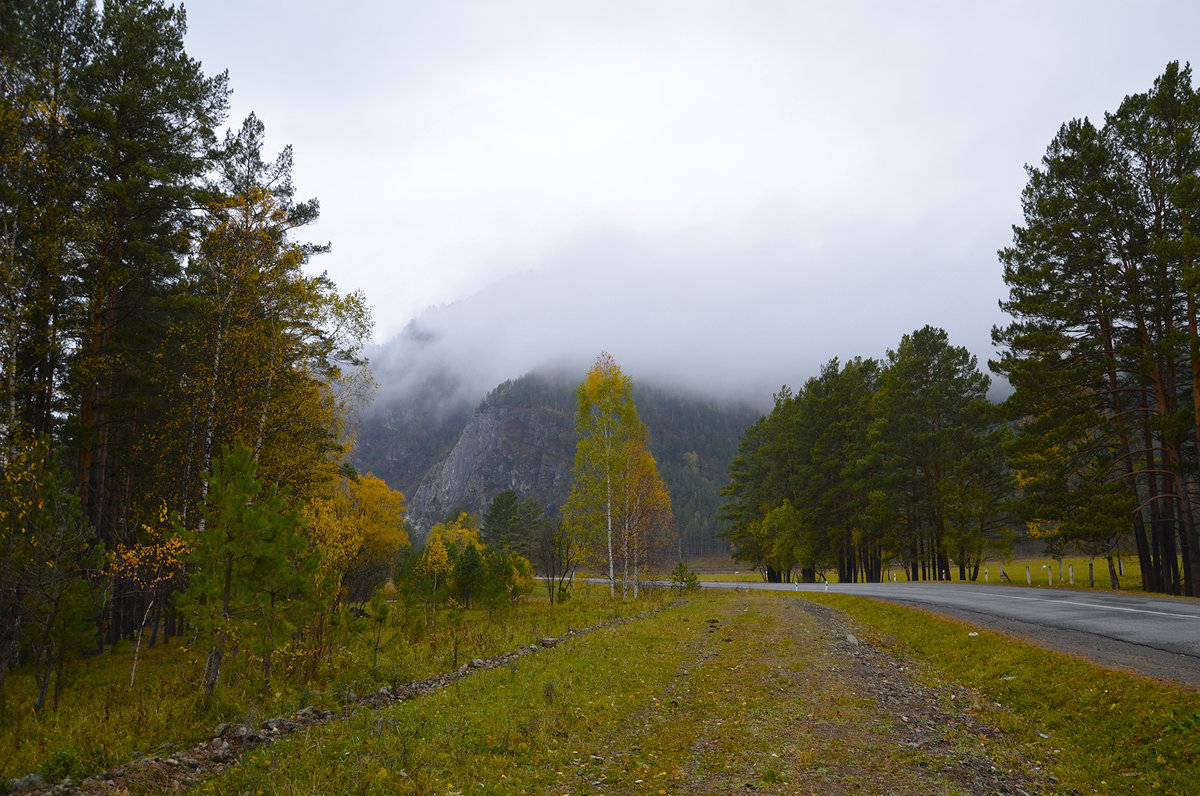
(184, 2, 1200, 407)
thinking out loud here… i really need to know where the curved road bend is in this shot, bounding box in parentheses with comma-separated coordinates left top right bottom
(702, 580, 1200, 690)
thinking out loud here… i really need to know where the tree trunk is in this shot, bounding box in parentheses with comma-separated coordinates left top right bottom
(203, 631, 224, 696)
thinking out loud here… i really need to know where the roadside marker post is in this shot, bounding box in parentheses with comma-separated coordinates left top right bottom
(1026, 566, 1031, 585)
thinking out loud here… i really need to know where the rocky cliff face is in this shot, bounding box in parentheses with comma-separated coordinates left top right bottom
(408, 403, 574, 535)
(355, 371, 758, 553)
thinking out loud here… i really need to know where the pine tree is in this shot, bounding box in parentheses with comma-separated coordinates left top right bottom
(872, 327, 992, 581)
(993, 62, 1200, 595)
(71, 0, 228, 553)
(482, 489, 542, 554)
(178, 440, 316, 695)
(452, 541, 483, 609)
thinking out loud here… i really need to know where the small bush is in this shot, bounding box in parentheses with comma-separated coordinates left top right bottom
(38, 748, 82, 783)
(670, 562, 701, 592)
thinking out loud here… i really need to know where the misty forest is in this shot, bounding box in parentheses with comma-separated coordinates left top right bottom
(3, 0, 1200, 792)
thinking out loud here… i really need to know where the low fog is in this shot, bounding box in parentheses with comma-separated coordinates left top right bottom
(180, 2, 1200, 414)
(368, 207, 1008, 412)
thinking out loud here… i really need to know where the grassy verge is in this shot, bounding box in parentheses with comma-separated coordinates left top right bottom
(204, 591, 1044, 795)
(983, 556, 1141, 591)
(813, 593, 1200, 794)
(0, 584, 659, 784)
(10, 589, 1197, 794)
(693, 572, 762, 583)
(691, 553, 1146, 590)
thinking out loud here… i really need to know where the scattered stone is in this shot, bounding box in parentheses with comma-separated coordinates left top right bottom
(8, 773, 46, 793)
(296, 705, 330, 722)
(541, 637, 558, 648)
(262, 718, 297, 734)
(210, 740, 233, 763)
(470, 658, 486, 669)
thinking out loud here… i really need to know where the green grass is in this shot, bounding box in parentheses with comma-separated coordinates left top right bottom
(0, 584, 660, 784)
(985, 555, 1141, 591)
(695, 553, 1147, 591)
(7, 587, 1198, 794)
(204, 588, 1200, 795)
(693, 571, 763, 583)
(203, 590, 1023, 795)
(813, 593, 1200, 794)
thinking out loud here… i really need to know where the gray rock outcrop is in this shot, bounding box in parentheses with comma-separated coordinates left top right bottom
(408, 403, 573, 536)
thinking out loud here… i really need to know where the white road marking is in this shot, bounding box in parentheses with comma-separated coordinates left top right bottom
(928, 589, 1200, 621)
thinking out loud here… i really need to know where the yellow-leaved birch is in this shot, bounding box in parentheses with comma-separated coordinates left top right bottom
(563, 353, 659, 597)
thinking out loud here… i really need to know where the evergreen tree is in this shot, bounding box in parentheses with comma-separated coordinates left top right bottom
(452, 541, 483, 609)
(71, 0, 228, 550)
(722, 332, 1007, 585)
(872, 327, 992, 581)
(482, 489, 542, 554)
(0, 0, 91, 446)
(993, 62, 1200, 595)
(178, 440, 316, 695)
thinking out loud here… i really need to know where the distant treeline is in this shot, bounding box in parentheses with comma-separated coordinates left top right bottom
(720, 327, 1007, 584)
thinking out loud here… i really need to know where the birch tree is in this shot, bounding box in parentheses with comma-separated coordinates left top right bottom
(563, 353, 672, 597)
(615, 439, 673, 597)
(157, 113, 371, 526)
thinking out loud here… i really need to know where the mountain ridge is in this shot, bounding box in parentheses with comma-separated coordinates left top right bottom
(353, 371, 758, 555)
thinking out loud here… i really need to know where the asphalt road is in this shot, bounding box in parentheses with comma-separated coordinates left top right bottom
(702, 579, 1200, 690)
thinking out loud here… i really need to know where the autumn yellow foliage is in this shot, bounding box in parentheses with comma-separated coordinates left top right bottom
(426, 515, 481, 553)
(414, 536, 453, 584)
(108, 509, 190, 592)
(304, 473, 407, 602)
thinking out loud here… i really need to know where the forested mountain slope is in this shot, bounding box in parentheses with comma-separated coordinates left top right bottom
(353, 372, 758, 554)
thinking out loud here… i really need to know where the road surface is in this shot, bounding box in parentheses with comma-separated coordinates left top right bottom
(702, 579, 1200, 690)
